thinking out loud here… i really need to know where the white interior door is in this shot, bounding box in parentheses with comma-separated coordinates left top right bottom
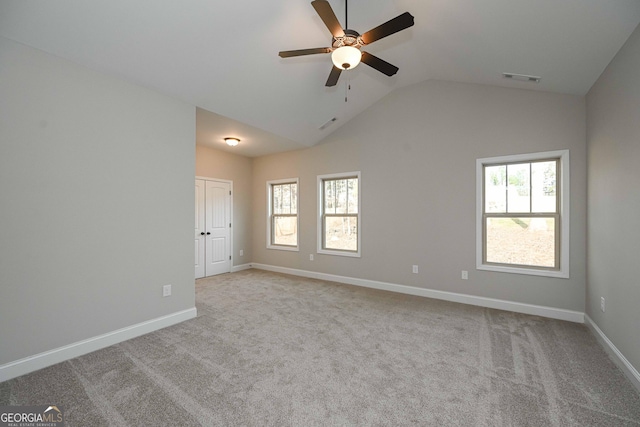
(205, 180, 231, 276)
(195, 179, 206, 279)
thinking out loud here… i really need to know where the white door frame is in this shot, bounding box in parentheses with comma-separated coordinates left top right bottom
(196, 176, 233, 276)
(195, 179, 206, 279)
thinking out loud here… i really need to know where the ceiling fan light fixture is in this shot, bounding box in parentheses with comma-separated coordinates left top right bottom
(279, 0, 414, 86)
(331, 46, 362, 70)
(224, 137, 240, 147)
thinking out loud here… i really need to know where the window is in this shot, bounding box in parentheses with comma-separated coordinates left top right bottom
(476, 150, 569, 278)
(267, 178, 298, 251)
(318, 172, 361, 257)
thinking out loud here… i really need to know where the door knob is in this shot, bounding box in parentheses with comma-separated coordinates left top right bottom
(206, 232, 211, 235)
(200, 232, 205, 235)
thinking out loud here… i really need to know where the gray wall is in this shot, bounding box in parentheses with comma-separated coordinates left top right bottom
(196, 145, 253, 265)
(0, 37, 196, 365)
(253, 80, 587, 311)
(587, 24, 640, 373)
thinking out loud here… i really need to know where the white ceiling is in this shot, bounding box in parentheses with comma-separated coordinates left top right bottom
(2, 0, 639, 157)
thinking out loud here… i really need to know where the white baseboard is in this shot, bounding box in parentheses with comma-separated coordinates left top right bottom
(251, 263, 584, 323)
(0, 307, 197, 383)
(584, 315, 640, 392)
(231, 263, 252, 273)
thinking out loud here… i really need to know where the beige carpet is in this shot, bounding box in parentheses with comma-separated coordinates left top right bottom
(2, 269, 639, 426)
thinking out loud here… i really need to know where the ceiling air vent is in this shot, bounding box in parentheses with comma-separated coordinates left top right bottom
(319, 117, 337, 130)
(503, 73, 541, 83)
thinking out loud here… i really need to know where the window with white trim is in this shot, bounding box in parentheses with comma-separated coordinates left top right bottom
(267, 178, 298, 251)
(318, 172, 361, 257)
(476, 150, 569, 278)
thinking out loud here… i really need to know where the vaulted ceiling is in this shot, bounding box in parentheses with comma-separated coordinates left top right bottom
(2, 0, 639, 157)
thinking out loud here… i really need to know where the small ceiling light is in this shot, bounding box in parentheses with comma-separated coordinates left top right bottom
(224, 137, 240, 147)
(331, 46, 362, 70)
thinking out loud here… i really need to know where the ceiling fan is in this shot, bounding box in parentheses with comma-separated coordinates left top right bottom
(278, 0, 414, 87)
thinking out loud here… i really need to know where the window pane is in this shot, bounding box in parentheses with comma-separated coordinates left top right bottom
(532, 161, 556, 213)
(486, 217, 556, 268)
(335, 179, 347, 214)
(273, 216, 297, 246)
(347, 178, 358, 214)
(291, 183, 298, 214)
(324, 180, 336, 214)
(324, 216, 358, 251)
(273, 185, 282, 214)
(507, 163, 530, 213)
(282, 184, 291, 213)
(273, 183, 297, 215)
(485, 165, 506, 213)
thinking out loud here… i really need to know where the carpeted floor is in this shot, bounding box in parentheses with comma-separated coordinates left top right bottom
(2, 269, 640, 426)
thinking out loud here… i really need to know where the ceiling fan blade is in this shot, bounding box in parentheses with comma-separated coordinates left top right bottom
(361, 52, 399, 76)
(311, 0, 345, 38)
(325, 66, 342, 87)
(361, 12, 414, 45)
(279, 47, 332, 58)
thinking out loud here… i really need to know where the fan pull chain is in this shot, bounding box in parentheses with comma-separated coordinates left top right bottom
(345, 80, 351, 103)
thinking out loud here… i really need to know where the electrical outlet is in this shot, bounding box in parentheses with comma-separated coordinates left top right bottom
(462, 270, 468, 280)
(412, 265, 419, 274)
(601, 297, 605, 312)
(310, 254, 314, 261)
(239, 249, 244, 256)
(163, 284, 172, 297)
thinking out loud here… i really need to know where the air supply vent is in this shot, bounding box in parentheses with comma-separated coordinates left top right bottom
(319, 117, 337, 130)
(503, 73, 541, 83)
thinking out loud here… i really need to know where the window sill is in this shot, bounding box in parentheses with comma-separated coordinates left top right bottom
(317, 248, 361, 258)
(267, 245, 299, 252)
(477, 263, 569, 279)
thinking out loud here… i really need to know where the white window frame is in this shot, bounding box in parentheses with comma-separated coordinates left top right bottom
(317, 171, 361, 258)
(267, 178, 299, 251)
(476, 150, 570, 278)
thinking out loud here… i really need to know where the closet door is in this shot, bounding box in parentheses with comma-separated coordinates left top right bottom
(195, 179, 206, 279)
(205, 180, 231, 276)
